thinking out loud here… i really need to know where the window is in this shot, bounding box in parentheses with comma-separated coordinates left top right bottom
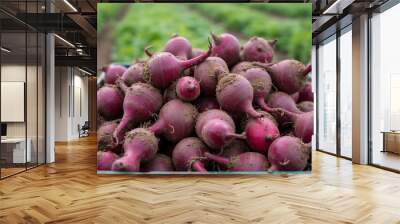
(339, 27, 352, 158)
(317, 35, 337, 154)
(370, 3, 400, 171)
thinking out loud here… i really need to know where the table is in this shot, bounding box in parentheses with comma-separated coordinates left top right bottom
(1, 138, 31, 163)
(381, 131, 400, 154)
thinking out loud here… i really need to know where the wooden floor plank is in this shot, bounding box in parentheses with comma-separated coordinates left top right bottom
(0, 135, 399, 223)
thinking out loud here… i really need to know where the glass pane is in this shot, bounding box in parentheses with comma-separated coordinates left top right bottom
(38, 33, 45, 165)
(339, 28, 352, 158)
(318, 36, 337, 154)
(27, 31, 38, 169)
(371, 5, 400, 171)
(1, 30, 27, 177)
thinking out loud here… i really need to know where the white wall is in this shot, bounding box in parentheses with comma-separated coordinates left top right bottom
(54, 67, 89, 141)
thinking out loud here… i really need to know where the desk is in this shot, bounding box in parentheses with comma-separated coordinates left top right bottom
(1, 138, 31, 163)
(382, 131, 400, 155)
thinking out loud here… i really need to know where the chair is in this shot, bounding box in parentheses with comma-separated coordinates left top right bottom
(78, 121, 90, 138)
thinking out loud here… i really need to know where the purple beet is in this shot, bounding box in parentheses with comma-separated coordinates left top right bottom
(164, 34, 192, 60)
(149, 99, 198, 142)
(98, 120, 119, 151)
(216, 73, 262, 118)
(144, 40, 211, 89)
(205, 152, 268, 171)
(113, 80, 163, 144)
(112, 128, 159, 172)
(103, 64, 127, 85)
(121, 61, 146, 86)
(172, 137, 208, 172)
(268, 136, 310, 171)
(262, 60, 311, 94)
(273, 109, 314, 143)
(196, 109, 245, 150)
(243, 111, 280, 155)
(231, 61, 258, 74)
(242, 37, 276, 63)
(142, 154, 174, 172)
(291, 92, 299, 103)
(240, 67, 273, 112)
(267, 91, 303, 114)
(97, 151, 119, 171)
(175, 76, 200, 101)
(298, 81, 314, 102)
(97, 85, 123, 120)
(211, 33, 241, 67)
(194, 56, 229, 96)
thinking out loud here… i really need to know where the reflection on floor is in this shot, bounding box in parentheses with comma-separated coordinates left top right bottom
(0, 167, 25, 177)
(0, 163, 41, 178)
(373, 151, 400, 171)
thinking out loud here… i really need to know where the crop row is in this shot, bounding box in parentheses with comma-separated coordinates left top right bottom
(111, 4, 225, 63)
(190, 4, 311, 63)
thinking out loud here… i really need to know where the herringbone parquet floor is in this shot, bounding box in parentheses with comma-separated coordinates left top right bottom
(1, 135, 400, 224)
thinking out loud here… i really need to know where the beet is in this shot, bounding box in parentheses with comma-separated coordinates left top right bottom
(112, 128, 159, 172)
(211, 33, 241, 67)
(163, 81, 178, 102)
(97, 151, 119, 171)
(232, 61, 255, 74)
(274, 109, 314, 143)
(164, 34, 192, 60)
(172, 137, 208, 172)
(98, 120, 119, 151)
(149, 99, 198, 142)
(240, 67, 273, 112)
(297, 101, 314, 112)
(201, 119, 245, 150)
(97, 85, 123, 120)
(194, 96, 220, 112)
(103, 64, 127, 85)
(121, 62, 146, 86)
(298, 81, 314, 102)
(243, 111, 280, 154)
(194, 57, 229, 96)
(267, 91, 302, 114)
(195, 109, 235, 139)
(113, 81, 163, 144)
(291, 92, 299, 103)
(142, 154, 174, 172)
(176, 76, 200, 101)
(268, 136, 310, 171)
(205, 152, 268, 171)
(216, 74, 262, 118)
(263, 60, 311, 94)
(144, 41, 211, 89)
(196, 109, 244, 150)
(242, 37, 276, 63)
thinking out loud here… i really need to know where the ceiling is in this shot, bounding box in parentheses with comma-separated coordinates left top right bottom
(0, 0, 98, 74)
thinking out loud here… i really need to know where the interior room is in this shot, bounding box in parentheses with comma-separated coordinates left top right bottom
(0, 0, 399, 223)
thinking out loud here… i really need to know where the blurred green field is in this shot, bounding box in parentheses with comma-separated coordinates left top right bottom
(98, 3, 311, 64)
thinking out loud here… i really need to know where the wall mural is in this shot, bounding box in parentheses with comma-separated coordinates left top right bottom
(97, 3, 313, 174)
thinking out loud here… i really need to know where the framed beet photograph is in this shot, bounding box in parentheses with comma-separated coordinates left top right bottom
(97, 3, 313, 174)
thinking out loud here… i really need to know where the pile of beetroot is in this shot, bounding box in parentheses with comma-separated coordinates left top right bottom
(97, 33, 313, 173)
